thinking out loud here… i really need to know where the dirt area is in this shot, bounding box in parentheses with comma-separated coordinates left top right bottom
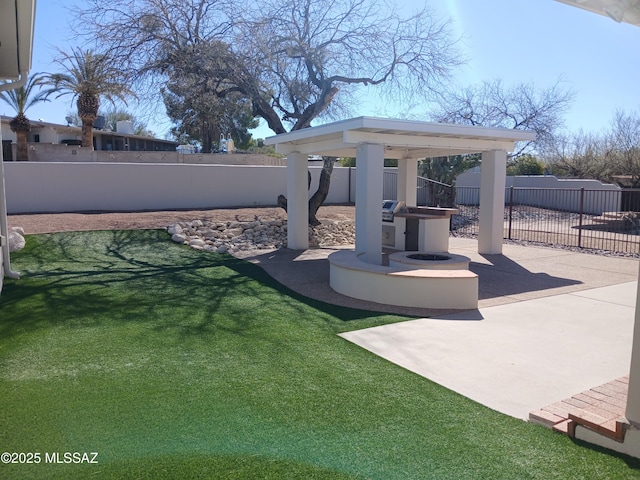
(8, 205, 356, 234)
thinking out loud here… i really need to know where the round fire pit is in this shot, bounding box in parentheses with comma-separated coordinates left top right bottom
(406, 253, 451, 262)
(388, 251, 471, 270)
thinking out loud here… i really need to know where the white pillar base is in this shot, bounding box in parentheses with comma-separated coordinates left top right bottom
(286, 152, 309, 250)
(397, 157, 418, 206)
(478, 150, 507, 255)
(355, 143, 384, 265)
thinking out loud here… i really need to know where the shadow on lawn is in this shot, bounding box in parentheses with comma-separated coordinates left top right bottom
(1, 231, 399, 340)
(99, 231, 412, 326)
(572, 437, 640, 469)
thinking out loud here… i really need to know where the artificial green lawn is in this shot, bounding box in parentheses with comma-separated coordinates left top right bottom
(0, 230, 638, 479)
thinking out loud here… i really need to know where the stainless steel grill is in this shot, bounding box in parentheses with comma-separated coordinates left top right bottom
(382, 200, 405, 222)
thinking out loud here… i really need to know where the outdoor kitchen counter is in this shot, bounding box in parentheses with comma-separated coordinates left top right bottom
(395, 206, 459, 219)
(394, 207, 458, 253)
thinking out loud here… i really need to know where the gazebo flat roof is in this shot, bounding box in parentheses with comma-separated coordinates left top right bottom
(265, 116, 536, 159)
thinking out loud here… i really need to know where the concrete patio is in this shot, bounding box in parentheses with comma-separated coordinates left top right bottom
(241, 237, 639, 443)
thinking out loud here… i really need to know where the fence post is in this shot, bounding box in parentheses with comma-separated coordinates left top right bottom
(578, 187, 584, 248)
(508, 186, 514, 240)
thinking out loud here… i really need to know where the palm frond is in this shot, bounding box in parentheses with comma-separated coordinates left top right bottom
(43, 48, 135, 106)
(0, 74, 50, 115)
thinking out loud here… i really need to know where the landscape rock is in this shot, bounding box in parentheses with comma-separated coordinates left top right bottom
(189, 238, 206, 247)
(167, 217, 355, 254)
(225, 227, 244, 237)
(167, 224, 183, 235)
(171, 233, 187, 244)
(8, 231, 26, 252)
(10, 226, 25, 236)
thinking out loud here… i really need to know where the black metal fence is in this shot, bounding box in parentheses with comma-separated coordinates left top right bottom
(383, 172, 455, 207)
(381, 170, 640, 255)
(453, 186, 640, 256)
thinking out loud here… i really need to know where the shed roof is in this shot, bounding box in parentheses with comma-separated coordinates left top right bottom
(265, 117, 536, 159)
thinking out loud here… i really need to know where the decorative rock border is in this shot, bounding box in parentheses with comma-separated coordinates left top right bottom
(168, 219, 355, 253)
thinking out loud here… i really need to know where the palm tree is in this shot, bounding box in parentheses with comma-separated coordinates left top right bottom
(44, 48, 134, 149)
(0, 75, 49, 161)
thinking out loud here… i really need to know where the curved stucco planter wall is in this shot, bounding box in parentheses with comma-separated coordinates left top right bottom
(328, 250, 478, 310)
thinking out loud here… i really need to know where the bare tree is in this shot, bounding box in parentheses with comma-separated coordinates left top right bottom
(77, 0, 462, 224)
(543, 110, 640, 185)
(544, 130, 608, 180)
(605, 110, 640, 187)
(236, 0, 460, 134)
(431, 79, 575, 157)
(76, 0, 235, 84)
(238, 0, 462, 224)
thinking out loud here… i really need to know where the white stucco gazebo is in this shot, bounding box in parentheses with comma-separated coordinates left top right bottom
(266, 116, 535, 257)
(266, 117, 535, 310)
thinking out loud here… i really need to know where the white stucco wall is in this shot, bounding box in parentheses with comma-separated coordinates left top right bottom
(4, 162, 352, 214)
(455, 171, 621, 214)
(457, 170, 621, 190)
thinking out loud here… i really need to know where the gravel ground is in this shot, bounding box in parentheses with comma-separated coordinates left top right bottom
(7, 205, 356, 234)
(8, 204, 639, 257)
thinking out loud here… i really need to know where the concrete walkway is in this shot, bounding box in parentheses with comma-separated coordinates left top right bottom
(340, 281, 636, 419)
(242, 237, 639, 420)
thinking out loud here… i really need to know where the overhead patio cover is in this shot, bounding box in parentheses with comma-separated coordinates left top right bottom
(556, 0, 640, 25)
(266, 116, 536, 258)
(266, 116, 536, 159)
(0, 0, 36, 80)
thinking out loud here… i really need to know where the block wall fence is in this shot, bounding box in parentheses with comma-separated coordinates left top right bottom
(4, 163, 353, 214)
(4, 162, 621, 215)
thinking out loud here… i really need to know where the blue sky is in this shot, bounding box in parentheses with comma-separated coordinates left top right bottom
(8, 0, 640, 140)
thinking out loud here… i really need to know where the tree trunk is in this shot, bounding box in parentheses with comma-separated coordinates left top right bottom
(308, 157, 336, 226)
(201, 118, 213, 153)
(77, 93, 99, 150)
(277, 170, 312, 215)
(81, 120, 95, 149)
(10, 114, 31, 161)
(277, 194, 287, 211)
(15, 131, 29, 161)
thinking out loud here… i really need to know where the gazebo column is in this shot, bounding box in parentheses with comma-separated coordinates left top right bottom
(627, 274, 640, 426)
(397, 157, 418, 206)
(355, 143, 384, 265)
(286, 151, 309, 250)
(478, 149, 507, 255)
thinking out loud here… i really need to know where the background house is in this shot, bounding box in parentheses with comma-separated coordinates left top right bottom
(1, 116, 178, 161)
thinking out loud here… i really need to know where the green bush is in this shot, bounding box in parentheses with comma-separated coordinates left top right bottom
(507, 154, 545, 175)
